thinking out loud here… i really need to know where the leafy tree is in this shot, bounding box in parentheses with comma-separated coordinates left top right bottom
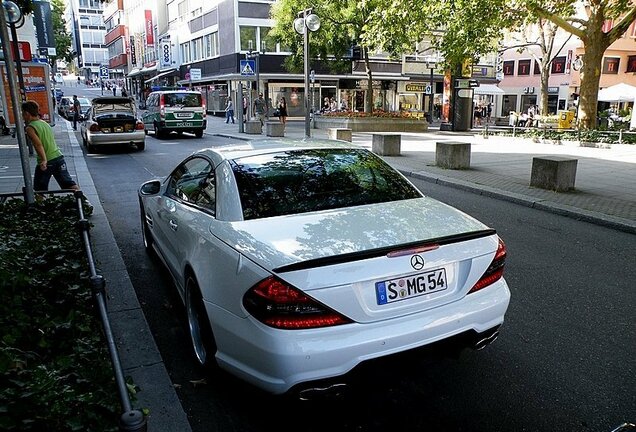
(50, 0, 74, 71)
(524, 0, 636, 129)
(14, 0, 34, 15)
(363, 0, 508, 123)
(501, 14, 575, 117)
(269, 0, 415, 112)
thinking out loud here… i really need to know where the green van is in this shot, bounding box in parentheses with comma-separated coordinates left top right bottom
(142, 90, 206, 138)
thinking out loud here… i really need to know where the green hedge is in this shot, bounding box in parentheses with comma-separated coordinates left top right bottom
(0, 196, 119, 431)
(485, 127, 636, 145)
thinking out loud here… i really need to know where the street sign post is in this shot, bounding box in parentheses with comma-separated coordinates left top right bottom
(99, 65, 108, 95)
(240, 60, 256, 76)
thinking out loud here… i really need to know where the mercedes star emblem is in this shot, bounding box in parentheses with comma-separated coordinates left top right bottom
(410, 254, 425, 270)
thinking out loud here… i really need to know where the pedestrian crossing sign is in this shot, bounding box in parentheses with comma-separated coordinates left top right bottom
(240, 60, 256, 76)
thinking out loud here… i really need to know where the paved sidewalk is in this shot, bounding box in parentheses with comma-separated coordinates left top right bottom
(206, 115, 636, 234)
(0, 112, 634, 430)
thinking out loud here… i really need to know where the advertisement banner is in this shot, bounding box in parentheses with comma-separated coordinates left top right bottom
(145, 10, 154, 46)
(160, 39, 171, 68)
(33, 1, 55, 50)
(130, 36, 137, 66)
(0, 62, 54, 127)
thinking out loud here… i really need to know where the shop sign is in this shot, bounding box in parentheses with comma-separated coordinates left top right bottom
(405, 83, 427, 92)
(356, 80, 381, 89)
(547, 87, 559, 94)
(0, 62, 53, 126)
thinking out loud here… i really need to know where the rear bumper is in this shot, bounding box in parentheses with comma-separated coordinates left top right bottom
(86, 130, 145, 145)
(159, 119, 206, 130)
(209, 278, 511, 394)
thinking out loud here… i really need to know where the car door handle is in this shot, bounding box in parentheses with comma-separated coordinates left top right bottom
(169, 219, 178, 231)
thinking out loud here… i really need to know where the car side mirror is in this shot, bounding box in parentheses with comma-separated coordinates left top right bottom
(139, 180, 161, 195)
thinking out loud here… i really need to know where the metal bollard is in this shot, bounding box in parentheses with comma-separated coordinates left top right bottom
(619, 128, 623, 144)
(483, 124, 489, 139)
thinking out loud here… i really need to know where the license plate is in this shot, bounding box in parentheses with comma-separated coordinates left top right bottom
(176, 122, 193, 127)
(375, 268, 447, 305)
(175, 113, 193, 118)
(101, 127, 111, 133)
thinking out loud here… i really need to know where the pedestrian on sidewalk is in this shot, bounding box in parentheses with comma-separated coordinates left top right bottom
(72, 95, 81, 130)
(225, 98, 235, 124)
(277, 97, 288, 127)
(21, 101, 79, 192)
(254, 93, 266, 126)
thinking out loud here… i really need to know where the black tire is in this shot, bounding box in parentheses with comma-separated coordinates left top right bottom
(186, 276, 217, 369)
(86, 140, 95, 154)
(139, 201, 153, 253)
(136, 141, 145, 151)
(194, 129, 204, 138)
(81, 132, 87, 146)
(144, 127, 148, 135)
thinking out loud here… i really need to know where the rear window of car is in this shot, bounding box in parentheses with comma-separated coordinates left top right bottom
(94, 101, 134, 113)
(162, 93, 202, 108)
(231, 148, 422, 220)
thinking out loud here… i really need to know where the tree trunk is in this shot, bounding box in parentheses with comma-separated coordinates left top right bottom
(363, 47, 373, 113)
(539, 63, 550, 116)
(577, 42, 604, 130)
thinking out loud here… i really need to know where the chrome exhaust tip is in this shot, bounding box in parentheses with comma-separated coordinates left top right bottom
(297, 383, 349, 401)
(472, 329, 500, 351)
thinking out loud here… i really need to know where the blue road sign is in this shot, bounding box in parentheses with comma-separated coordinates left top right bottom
(240, 59, 256, 76)
(99, 65, 109, 79)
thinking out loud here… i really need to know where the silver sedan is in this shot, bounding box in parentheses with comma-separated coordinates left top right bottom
(80, 96, 145, 153)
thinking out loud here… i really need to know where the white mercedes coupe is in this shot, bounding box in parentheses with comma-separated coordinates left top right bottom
(138, 138, 511, 397)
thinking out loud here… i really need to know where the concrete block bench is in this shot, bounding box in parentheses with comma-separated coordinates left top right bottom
(372, 134, 401, 156)
(530, 156, 577, 192)
(266, 122, 285, 137)
(327, 127, 352, 142)
(245, 120, 262, 134)
(435, 141, 471, 169)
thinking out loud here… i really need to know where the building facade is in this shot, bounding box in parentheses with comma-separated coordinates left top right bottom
(66, 0, 109, 80)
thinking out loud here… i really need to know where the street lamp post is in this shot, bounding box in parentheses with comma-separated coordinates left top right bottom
(0, 0, 34, 204)
(294, 9, 320, 138)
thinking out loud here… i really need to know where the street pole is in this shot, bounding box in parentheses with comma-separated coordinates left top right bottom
(238, 82, 244, 132)
(0, 4, 34, 204)
(429, 65, 434, 121)
(303, 10, 310, 138)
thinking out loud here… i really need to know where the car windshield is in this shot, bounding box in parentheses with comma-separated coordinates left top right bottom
(163, 93, 202, 107)
(78, 98, 90, 105)
(231, 148, 422, 220)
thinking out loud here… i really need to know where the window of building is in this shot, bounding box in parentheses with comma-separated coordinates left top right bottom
(503, 60, 514, 76)
(533, 59, 542, 75)
(181, 42, 191, 63)
(602, 20, 614, 33)
(602, 57, 620, 74)
(260, 27, 271, 52)
(178, 0, 189, 22)
(627, 55, 636, 73)
(517, 59, 531, 75)
(204, 32, 219, 58)
(240, 26, 257, 51)
(551, 56, 566, 74)
(192, 37, 203, 61)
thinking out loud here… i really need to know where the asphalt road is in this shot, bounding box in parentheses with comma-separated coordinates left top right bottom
(81, 128, 636, 432)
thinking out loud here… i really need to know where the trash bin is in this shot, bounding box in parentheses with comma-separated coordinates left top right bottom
(558, 110, 575, 129)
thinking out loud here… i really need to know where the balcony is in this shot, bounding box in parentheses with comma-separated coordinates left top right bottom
(103, 0, 123, 21)
(109, 53, 127, 69)
(104, 25, 126, 46)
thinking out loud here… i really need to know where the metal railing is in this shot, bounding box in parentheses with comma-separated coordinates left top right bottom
(480, 123, 636, 144)
(72, 190, 148, 432)
(0, 189, 147, 431)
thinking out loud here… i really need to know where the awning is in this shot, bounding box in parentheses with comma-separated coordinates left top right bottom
(473, 84, 505, 95)
(127, 68, 142, 78)
(145, 68, 178, 84)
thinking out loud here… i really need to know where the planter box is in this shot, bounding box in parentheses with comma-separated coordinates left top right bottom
(314, 115, 428, 132)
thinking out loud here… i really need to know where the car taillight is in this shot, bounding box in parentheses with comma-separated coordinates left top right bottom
(468, 237, 507, 294)
(89, 123, 100, 132)
(135, 121, 144, 130)
(243, 276, 352, 329)
(159, 94, 165, 118)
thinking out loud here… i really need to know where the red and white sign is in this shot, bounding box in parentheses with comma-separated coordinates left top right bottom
(145, 10, 154, 46)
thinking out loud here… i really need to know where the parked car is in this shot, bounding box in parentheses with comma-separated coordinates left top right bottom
(141, 90, 206, 138)
(138, 138, 511, 397)
(58, 96, 90, 120)
(80, 96, 145, 153)
(57, 96, 72, 117)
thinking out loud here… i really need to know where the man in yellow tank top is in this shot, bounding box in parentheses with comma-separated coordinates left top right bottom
(21, 101, 79, 192)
